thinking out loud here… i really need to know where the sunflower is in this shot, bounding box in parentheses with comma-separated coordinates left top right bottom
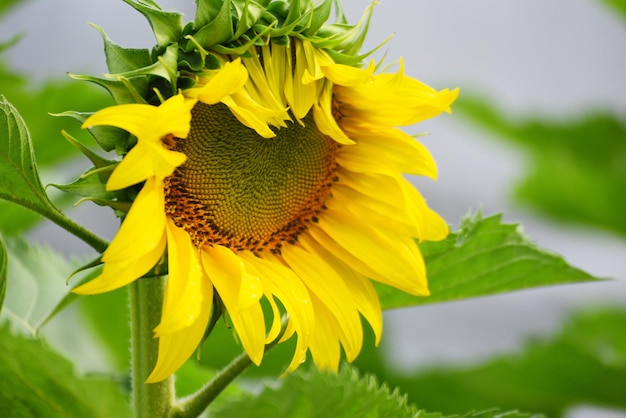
(70, 0, 458, 383)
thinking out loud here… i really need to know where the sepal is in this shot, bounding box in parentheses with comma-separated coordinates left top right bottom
(90, 23, 152, 74)
(121, 0, 184, 48)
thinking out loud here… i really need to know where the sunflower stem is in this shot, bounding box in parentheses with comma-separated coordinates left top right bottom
(44, 205, 109, 253)
(168, 318, 288, 418)
(130, 277, 174, 418)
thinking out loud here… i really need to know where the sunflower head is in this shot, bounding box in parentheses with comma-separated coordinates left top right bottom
(66, 0, 458, 383)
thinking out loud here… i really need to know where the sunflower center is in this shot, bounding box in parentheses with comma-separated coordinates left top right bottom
(165, 102, 338, 253)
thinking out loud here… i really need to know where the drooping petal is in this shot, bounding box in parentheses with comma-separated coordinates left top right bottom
(321, 60, 374, 87)
(334, 59, 459, 127)
(299, 234, 383, 345)
(201, 245, 266, 365)
(312, 211, 429, 296)
(154, 219, 205, 336)
(307, 295, 343, 371)
(284, 39, 318, 120)
(82, 94, 195, 142)
(146, 275, 213, 383)
(313, 82, 355, 145)
(106, 142, 186, 190)
(73, 177, 167, 294)
(240, 251, 314, 346)
(281, 244, 363, 361)
(339, 125, 437, 178)
(184, 58, 249, 104)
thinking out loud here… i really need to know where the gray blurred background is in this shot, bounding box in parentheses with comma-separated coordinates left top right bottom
(2, 1, 626, 416)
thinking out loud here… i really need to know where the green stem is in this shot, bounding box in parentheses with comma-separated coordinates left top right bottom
(45, 205, 109, 253)
(130, 277, 174, 418)
(169, 319, 287, 418)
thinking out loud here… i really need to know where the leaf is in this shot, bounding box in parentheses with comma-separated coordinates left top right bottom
(0, 325, 131, 418)
(0, 96, 62, 221)
(208, 364, 541, 418)
(455, 96, 626, 237)
(377, 213, 602, 310)
(356, 308, 626, 417)
(0, 238, 81, 335)
(208, 365, 425, 418)
(602, 0, 626, 22)
(0, 236, 6, 313)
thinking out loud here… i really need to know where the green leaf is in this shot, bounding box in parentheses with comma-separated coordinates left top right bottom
(0, 325, 131, 418)
(0, 236, 6, 313)
(0, 96, 65, 224)
(455, 96, 626, 237)
(208, 365, 424, 418)
(602, 0, 626, 21)
(208, 364, 541, 418)
(357, 308, 626, 417)
(0, 239, 81, 335)
(377, 213, 602, 310)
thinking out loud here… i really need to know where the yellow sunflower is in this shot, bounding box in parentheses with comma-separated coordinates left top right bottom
(71, 0, 458, 383)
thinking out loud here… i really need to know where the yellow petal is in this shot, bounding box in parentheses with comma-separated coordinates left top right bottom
(154, 219, 204, 336)
(284, 40, 318, 120)
(146, 276, 213, 383)
(151, 94, 196, 139)
(307, 295, 342, 371)
(101, 177, 166, 263)
(221, 95, 277, 138)
(73, 178, 167, 295)
(326, 185, 418, 243)
(262, 44, 288, 105)
(334, 170, 447, 241)
(185, 58, 249, 104)
(321, 60, 374, 87)
(313, 211, 429, 296)
(301, 39, 325, 84)
(240, 251, 314, 345)
(334, 59, 459, 126)
(340, 125, 437, 178)
(299, 235, 383, 345)
(201, 245, 266, 365)
(312, 83, 355, 145)
(83, 94, 195, 142)
(82, 104, 155, 137)
(106, 142, 186, 190)
(281, 244, 363, 361)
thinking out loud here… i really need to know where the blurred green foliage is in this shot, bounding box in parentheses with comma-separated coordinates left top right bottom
(602, 0, 626, 20)
(456, 96, 626, 237)
(0, 1, 111, 235)
(356, 308, 626, 417)
(0, 325, 131, 418)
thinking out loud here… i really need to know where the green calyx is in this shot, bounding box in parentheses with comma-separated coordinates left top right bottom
(79, 0, 378, 105)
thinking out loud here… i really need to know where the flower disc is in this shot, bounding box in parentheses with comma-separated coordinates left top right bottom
(165, 102, 339, 253)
